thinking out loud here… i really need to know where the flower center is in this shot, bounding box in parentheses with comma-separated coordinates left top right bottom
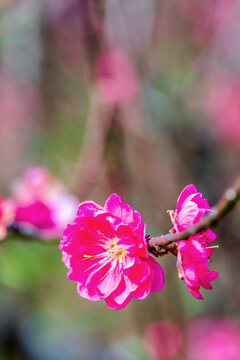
(106, 237, 126, 261)
(83, 237, 126, 263)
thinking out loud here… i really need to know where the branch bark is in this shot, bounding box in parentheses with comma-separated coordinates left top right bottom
(148, 176, 240, 254)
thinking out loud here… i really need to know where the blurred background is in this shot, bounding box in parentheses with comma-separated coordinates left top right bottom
(0, 0, 240, 359)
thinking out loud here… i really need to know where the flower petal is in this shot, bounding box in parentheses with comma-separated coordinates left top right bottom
(144, 257, 165, 291)
(128, 261, 151, 284)
(110, 277, 138, 305)
(176, 185, 198, 213)
(77, 283, 102, 301)
(96, 263, 122, 298)
(105, 294, 132, 310)
(77, 201, 104, 218)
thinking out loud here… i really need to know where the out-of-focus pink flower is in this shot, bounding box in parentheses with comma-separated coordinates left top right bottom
(186, 318, 240, 360)
(0, 197, 14, 241)
(143, 320, 183, 360)
(11, 167, 78, 239)
(96, 50, 138, 106)
(207, 77, 240, 148)
(174, 0, 235, 46)
(59, 193, 164, 310)
(169, 185, 218, 299)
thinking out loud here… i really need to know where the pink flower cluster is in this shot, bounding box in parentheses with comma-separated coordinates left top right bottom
(11, 167, 78, 239)
(0, 167, 78, 241)
(0, 165, 219, 309)
(59, 194, 164, 310)
(169, 185, 218, 299)
(59, 185, 218, 308)
(143, 317, 240, 360)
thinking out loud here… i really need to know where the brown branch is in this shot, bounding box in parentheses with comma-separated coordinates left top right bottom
(148, 175, 240, 254)
(2, 177, 240, 254)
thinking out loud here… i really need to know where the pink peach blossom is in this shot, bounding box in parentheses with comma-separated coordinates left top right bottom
(11, 167, 78, 239)
(207, 77, 240, 148)
(186, 318, 240, 360)
(0, 197, 14, 241)
(59, 193, 164, 310)
(169, 185, 218, 299)
(96, 50, 138, 106)
(143, 320, 183, 360)
(174, 0, 235, 46)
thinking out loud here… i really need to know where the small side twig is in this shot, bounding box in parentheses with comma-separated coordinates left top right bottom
(148, 176, 240, 254)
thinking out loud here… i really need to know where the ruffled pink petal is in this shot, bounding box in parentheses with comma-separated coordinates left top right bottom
(96, 263, 122, 298)
(194, 229, 216, 245)
(116, 225, 139, 254)
(177, 202, 199, 230)
(189, 238, 208, 264)
(183, 265, 199, 288)
(62, 252, 71, 270)
(177, 241, 191, 265)
(77, 283, 102, 301)
(85, 213, 116, 240)
(104, 193, 142, 229)
(135, 223, 149, 258)
(73, 213, 117, 243)
(68, 252, 111, 288)
(77, 201, 104, 218)
(204, 270, 219, 283)
(131, 272, 153, 300)
(122, 255, 139, 271)
(177, 240, 188, 252)
(204, 228, 217, 243)
(59, 225, 105, 255)
(110, 277, 138, 305)
(128, 261, 151, 284)
(144, 257, 165, 291)
(199, 279, 213, 290)
(176, 185, 197, 213)
(188, 287, 204, 300)
(105, 294, 132, 310)
(199, 270, 218, 290)
(191, 193, 210, 212)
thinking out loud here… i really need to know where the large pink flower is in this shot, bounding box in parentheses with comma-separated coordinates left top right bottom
(169, 185, 218, 299)
(0, 197, 14, 241)
(59, 194, 164, 310)
(11, 167, 78, 239)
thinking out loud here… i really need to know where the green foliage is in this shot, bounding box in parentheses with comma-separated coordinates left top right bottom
(0, 239, 60, 291)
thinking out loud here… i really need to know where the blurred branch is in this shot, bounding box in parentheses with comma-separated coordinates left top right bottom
(1, 226, 59, 245)
(70, 90, 111, 198)
(80, 0, 104, 71)
(148, 175, 240, 255)
(2, 176, 240, 252)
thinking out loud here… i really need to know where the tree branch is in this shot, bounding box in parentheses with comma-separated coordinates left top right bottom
(147, 175, 240, 254)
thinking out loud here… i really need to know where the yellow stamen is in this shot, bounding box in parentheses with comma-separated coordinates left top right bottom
(206, 245, 219, 249)
(83, 237, 126, 264)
